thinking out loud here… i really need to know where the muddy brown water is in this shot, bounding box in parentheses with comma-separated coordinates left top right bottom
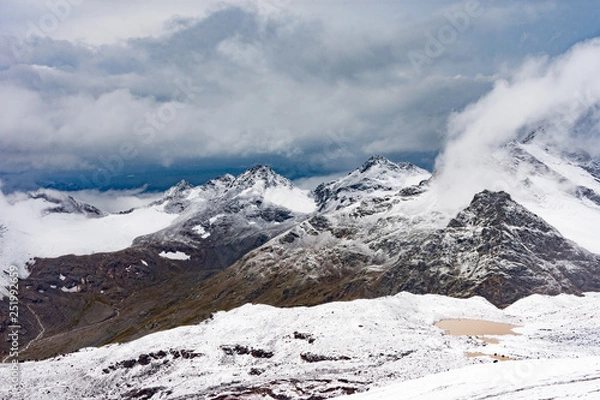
(435, 319, 519, 336)
(435, 319, 520, 361)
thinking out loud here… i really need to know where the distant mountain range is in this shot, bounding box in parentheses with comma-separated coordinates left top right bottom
(1, 132, 599, 366)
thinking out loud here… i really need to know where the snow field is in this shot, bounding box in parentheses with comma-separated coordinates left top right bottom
(1, 292, 598, 399)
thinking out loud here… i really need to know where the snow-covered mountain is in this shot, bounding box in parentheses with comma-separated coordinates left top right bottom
(2, 144, 600, 362)
(183, 138, 600, 315)
(380, 190, 600, 307)
(177, 189, 599, 320)
(314, 155, 430, 212)
(132, 165, 316, 272)
(450, 133, 600, 254)
(0, 165, 317, 360)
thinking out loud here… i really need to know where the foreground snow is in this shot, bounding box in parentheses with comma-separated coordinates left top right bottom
(338, 356, 600, 400)
(1, 292, 598, 399)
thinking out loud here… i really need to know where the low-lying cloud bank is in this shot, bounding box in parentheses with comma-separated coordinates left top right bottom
(0, 183, 175, 294)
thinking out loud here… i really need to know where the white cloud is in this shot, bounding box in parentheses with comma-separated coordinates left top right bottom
(0, 0, 219, 44)
(0, 1, 599, 188)
(434, 38, 600, 210)
(0, 183, 178, 294)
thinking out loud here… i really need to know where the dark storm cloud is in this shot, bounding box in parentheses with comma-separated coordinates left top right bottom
(0, 1, 598, 190)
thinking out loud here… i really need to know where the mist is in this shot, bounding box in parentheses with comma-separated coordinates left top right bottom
(432, 38, 600, 211)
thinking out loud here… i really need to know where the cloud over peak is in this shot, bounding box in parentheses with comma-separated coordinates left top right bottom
(435, 37, 600, 209)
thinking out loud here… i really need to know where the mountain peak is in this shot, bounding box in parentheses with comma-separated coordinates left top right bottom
(448, 190, 554, 233)
(359, 155, 398, 173)
(358, 155, 421, 175)
(232, 164, 293, 191)
(203, 173, 235, 187)
(29, 190, 105, 217)
(314, 156, 431, 211)
(520, 126, 546, 144)
(162, 179, 193, 199)
(247, 164, 277, 175)
(383, 188, 600, 308)
(173, 179, 193, 191)
(471, 189, 511, 204)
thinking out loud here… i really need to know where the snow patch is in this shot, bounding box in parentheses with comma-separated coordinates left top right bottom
(341, 357, 600, 400)
(1, 292, 599, 399)
(209, 214, 225, 224)
(159, 251, 190, 260)
(192, 225, 211, 239)
(60, 285, 79, 293)
(263, 186, 316, 213)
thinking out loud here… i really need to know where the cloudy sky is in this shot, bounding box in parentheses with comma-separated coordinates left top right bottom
(0, 0, 599, 192)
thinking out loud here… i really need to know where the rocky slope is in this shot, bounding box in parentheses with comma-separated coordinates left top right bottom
(0, 165, 316, 360)
(378, 190, 600, 307)
(166, 190, 599, 323)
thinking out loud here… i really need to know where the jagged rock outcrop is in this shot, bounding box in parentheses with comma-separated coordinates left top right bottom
(29, 191, 105, 217)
